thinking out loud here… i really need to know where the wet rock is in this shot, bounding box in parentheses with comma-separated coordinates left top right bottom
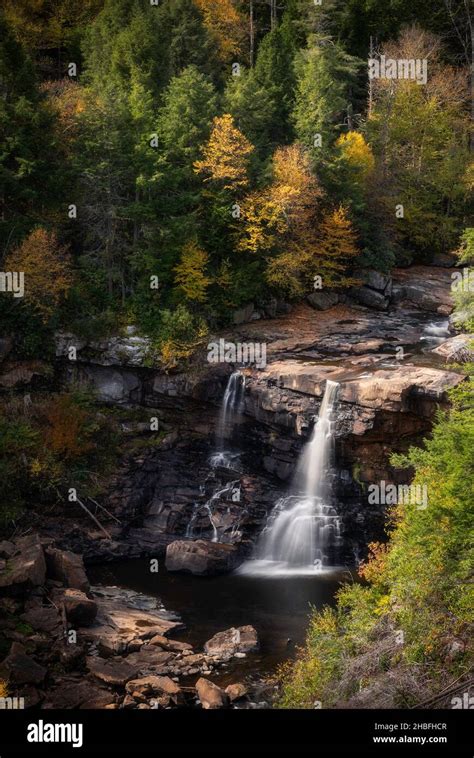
(0, 642, 46, 685)
(195, 677, 229, 709)
(225, 682, 249, 702)
(165, 539, 240, 576)
(0, 534, 46, 596)
(86, 656, 138, 686)
(204, 625, 259, 660)
(63, 589, 98, 627)
(45, 547, 89, 593)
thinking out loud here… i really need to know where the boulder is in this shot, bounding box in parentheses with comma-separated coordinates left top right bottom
(0, 534, 46, 595)
(431, 334, 473, 364)
(45, 547, 89, 593)
(20, 607, 61, 634)
(195, 677, 228, 709)
(225, 682, 248, 702)
(125, 675, 181, 699)
(63, 589, 98, 627)
(86, 656, 138, 686)
(232, 303, 254, 325)
(350, 286, 389, 311)
(363, 270, 392, 293)
(78, 365, 142, 405)
(0, 642, 46, 685)
(306, 291, 339, 311)
(165, 540, 240, 576)
(204, 625, 259, 660)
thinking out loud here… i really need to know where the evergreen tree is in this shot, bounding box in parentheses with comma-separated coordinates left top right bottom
(292, 35, 362, 164)
(0, 13, 60, 250)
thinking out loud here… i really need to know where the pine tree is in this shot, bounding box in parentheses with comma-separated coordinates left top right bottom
(0, 13, 61, 249)
(292, 35, 361, 160)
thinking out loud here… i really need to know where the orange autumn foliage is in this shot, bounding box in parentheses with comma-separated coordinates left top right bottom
(5, 227, 73, 322)
(43, 395, 94, 460)
(358, 541, 391, 584)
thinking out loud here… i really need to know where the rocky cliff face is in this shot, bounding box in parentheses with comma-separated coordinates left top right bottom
(1, 266, 466, 570)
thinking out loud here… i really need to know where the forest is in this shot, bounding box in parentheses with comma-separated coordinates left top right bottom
(0, 0, 472, 743)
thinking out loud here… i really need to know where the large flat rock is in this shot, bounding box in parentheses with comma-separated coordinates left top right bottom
(79, 587, 183, 654)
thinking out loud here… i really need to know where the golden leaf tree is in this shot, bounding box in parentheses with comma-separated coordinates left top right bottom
(4, 227, 73, 322)
(174, 241, 212, 304)
(336, 131, 375, 182)
(193, 0, 246, 64)
(194, 114, 254, 191)
(313, 205, 360, 287)
(239, 144, 321, 255)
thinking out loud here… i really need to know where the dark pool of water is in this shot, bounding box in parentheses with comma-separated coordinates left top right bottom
(89, 560, 354, 680)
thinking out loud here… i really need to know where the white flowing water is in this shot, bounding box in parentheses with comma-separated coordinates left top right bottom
(420, 319, 450, 346)
(216, 371, 245, 452)
(240, 379, 341, 576)
(186, 373, 245, 542)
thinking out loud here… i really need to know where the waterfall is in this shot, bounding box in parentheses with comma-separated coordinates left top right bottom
(186, 372, 245, 542)
(240, 379, 341, 575)
(215, 371, 245, 453)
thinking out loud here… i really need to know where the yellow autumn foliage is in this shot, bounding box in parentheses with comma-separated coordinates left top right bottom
(174, 241, 212, 303)
(336, 131, 375, 181)
(193, 0, 245, 64)
(194, 114, 254, 190)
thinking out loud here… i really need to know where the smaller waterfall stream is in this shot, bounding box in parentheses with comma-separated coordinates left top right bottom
(240, 379, 341, 576)
(216, 371, 245, 451)
(186, 372, 245, 542)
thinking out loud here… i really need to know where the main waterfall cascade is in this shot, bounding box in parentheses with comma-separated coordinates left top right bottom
(240, 379, 342, 576)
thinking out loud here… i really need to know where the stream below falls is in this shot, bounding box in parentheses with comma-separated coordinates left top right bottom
(89, 560, 354, 684)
